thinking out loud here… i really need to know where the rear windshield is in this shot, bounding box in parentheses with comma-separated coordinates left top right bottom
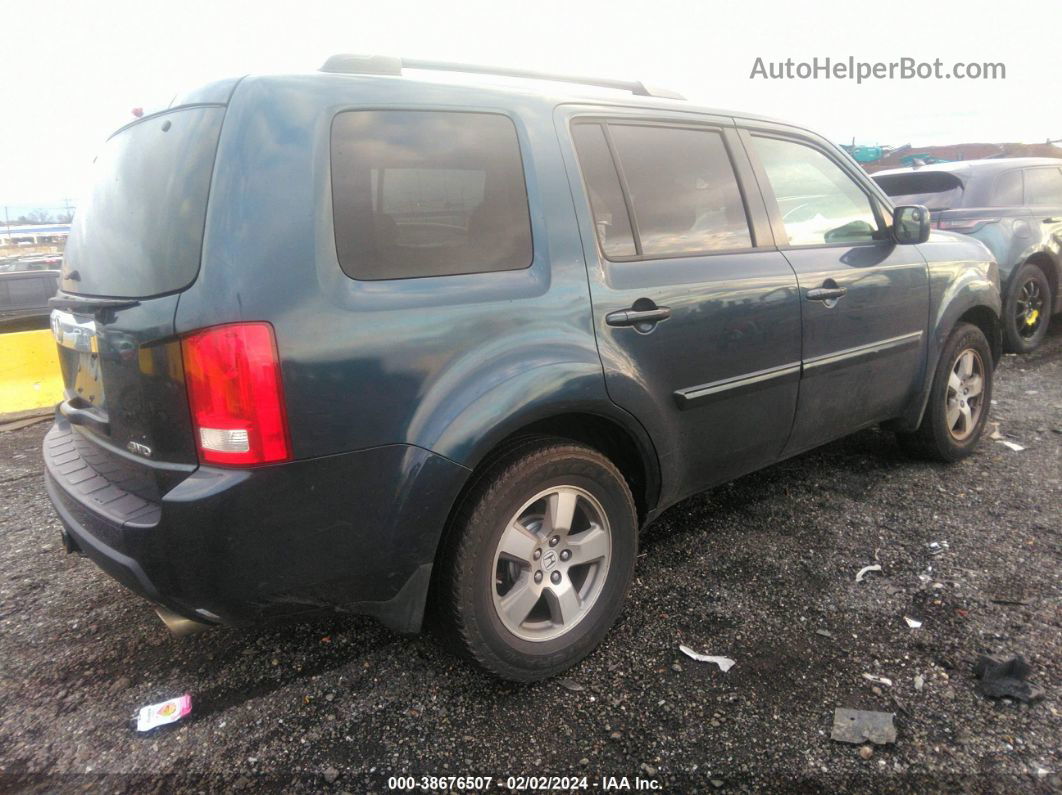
(62, 106, 225, 298)
(872, 171, 964, 211)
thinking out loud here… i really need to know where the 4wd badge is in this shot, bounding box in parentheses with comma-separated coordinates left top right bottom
(127, 441, 152, 458)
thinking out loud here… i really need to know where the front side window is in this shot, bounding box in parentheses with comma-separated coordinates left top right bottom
(331, 111, 532, 280)
(753, 136, 880, 246)
(1024, 167, 1062, 206)
(572, 122, 752, 259)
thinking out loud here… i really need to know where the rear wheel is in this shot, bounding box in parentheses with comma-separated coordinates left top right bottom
(440, 439, 637, 681)
(897, 322, 993, 462)
(1003, 264, 1052, 353)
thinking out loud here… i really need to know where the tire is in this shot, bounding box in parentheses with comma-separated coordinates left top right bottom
(897, 322, 993, 462)
(439, 438, 637, 681)
(1003, 264, 1052, 353)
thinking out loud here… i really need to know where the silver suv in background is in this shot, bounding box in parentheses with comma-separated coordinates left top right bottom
(874, 158, 1062, 353)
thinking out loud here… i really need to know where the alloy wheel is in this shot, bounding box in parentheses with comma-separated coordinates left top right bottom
(491, 486, 611, 642)
(1015, 279, 1045, 340)
(945, 348, 985, 441)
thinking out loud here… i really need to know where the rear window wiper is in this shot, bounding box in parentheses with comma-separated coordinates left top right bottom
(49, 294, 140, 313)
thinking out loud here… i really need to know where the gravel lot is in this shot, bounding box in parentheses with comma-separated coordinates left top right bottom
(1, 326, 1059, 793)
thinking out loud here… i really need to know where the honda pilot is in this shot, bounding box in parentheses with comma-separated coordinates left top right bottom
(45, 56, 1002, 681)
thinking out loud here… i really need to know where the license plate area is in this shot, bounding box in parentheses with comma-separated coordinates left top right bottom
(71, 350, 107, 411)
(51, 310, 107, 413)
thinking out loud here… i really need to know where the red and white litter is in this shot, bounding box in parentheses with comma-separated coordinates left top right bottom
(136, 694, 192, 732)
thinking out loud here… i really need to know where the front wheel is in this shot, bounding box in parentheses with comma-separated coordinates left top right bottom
(897, 322, 993, 462)
(440, 439, 637, 681)
(1003, 264, 1052, 353)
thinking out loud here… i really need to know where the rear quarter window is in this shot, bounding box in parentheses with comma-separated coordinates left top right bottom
(991, 170, 1023, 206)
(1024, 167, 1062, 205)
(330, 110, 533, 280)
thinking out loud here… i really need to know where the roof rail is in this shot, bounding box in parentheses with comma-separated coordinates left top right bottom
(319, 54, 685, 100)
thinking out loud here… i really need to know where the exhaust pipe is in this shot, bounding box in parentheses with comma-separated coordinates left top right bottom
(155, 606, 211, 637)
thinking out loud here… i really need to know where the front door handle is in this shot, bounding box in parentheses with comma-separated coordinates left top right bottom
(806, 287, 848, 302)
(605, 306, 672, 327)
(1043, 217, 1062, 223)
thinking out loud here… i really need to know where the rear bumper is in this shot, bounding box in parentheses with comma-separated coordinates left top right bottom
(43, 418, 469, 633)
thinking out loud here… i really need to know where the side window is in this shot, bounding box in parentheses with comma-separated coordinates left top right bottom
(992, 170, 1023, 206)
(752, 136, 880, 246)
(573, 122, 752, 259)
(331, 110, 532, 280)
(7, 278, 45, 309)
(1024, 167, 1062, 205)
(571, 124, 636, 258)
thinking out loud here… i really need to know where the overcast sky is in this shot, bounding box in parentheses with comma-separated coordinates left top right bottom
(1, 0, 1057, 209)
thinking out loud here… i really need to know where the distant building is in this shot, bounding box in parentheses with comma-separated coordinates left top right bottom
(0, 223, 70, 245)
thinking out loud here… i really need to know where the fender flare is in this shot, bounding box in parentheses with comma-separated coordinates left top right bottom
(898, 269, 1001, 431)
(417, 360, 663, 517)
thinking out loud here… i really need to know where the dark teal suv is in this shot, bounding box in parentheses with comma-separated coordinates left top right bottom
(44, 56, 1001, 681)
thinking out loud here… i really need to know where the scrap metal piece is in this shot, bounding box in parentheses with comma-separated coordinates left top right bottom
(830, 708, 897, 745)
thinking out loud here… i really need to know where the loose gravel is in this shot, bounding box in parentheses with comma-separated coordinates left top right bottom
(1, 328, 1059, 793)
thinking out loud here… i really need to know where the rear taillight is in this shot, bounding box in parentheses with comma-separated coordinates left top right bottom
(938, 217, 999, 234)
(181, 323, 291, 466)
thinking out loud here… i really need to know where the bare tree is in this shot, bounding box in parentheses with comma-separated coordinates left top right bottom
(25, 209, 53, 224)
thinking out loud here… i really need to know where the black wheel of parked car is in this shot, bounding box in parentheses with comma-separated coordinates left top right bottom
(439, 438, 637, 681)
(1003, 264, 1052, 354)
(897, 322, 993, 462)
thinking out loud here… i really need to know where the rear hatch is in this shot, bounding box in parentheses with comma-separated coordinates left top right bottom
(873, 170, 965, 215)
(50, 103, 227, 493)
(873, 169, 1026, 247)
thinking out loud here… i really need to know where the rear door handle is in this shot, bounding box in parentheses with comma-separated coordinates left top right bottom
(1044, 217, 1062, 223)
(806, 287, 847, 302)
(605, 306, 672, 327)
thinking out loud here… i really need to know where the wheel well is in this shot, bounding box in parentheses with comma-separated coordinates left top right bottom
(509, 414, 655, 523)
(425, 414, 657, 623)
(444, 413, 656, 533)
(1022, 253, 1058, 307)
(959, 305, 1002, 364)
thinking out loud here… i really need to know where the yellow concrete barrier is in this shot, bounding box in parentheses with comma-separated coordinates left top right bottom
(0, 329, 63, 414)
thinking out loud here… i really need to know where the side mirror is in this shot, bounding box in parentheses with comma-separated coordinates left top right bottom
(893, 205, 931, 244)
